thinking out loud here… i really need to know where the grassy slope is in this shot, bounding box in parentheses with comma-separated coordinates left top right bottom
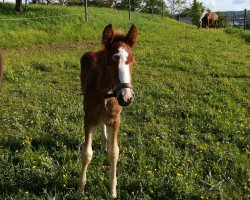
(0, 3, 250, 200)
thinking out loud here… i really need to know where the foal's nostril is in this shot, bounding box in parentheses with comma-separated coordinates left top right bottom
(128, 96, 133, 102)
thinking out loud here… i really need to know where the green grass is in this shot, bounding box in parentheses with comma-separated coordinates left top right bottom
(225, 28, 250, 42)
(0, 3, 250, 200)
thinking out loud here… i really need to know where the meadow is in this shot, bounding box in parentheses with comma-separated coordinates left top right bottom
(0, 3, 249, 199)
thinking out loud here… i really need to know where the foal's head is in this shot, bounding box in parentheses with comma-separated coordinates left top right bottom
(102, 24, 138, 107)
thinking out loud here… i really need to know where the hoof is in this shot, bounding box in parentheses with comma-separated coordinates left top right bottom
(78, 178, 85, 194)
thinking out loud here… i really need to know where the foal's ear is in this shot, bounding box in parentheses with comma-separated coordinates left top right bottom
(125, 25, 138, 47)
(102, 24, 114, 48)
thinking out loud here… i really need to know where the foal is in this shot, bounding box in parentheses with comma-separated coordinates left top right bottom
(78, 24, 138, 198)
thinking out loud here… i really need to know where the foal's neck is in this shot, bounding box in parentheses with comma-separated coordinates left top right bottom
(96, 50, 113, 97)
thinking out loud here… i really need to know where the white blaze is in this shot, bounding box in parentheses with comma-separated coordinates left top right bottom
(199, 11, 208, 22)
(114, 47, 130, 83)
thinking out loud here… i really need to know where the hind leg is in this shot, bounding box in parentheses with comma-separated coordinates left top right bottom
(78, 118, 96, 193)
(214, 20, 217, 28)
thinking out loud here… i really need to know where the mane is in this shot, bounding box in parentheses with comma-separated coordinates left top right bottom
(199, 11, 208, 22)
(112, 30, 126, 43)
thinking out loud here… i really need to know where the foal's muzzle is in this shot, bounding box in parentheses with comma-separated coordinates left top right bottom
(114, 83, 135, 107)
(117, 88, 135, 107)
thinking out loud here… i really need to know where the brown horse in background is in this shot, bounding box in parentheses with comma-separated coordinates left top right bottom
(78, 24, 137, 198)
(199, 11, 218, 28)
(0, 49, 3, 88)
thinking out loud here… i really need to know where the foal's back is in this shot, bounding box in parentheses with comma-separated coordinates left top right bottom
(80, 51, 104, 95)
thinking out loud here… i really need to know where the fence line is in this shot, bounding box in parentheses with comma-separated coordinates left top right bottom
(232, 9, 250, 30)
(0, 3, 249, 30)
(0, 14, 83, 21)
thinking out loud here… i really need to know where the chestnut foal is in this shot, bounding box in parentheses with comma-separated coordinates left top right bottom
(78, 24, 138, 198)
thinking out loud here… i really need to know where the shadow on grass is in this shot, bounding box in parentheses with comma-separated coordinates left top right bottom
(0, 3, 17, 16)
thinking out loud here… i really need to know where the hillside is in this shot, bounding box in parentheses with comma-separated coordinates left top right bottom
(0, 4, 249, 200)
(222, 10, 250, 18)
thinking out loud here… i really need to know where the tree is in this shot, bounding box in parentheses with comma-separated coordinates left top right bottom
(116, 0, 143, 11)
(15, 0, 22, 11)
(141, 0, 167, 15)
(179, 7, 192, 17)
(191, 0, 205, 25)
(166, 0, 187, 17)
(216, 12, 230, 28)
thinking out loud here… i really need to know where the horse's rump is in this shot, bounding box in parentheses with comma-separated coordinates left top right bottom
(209, 13, 218, 21)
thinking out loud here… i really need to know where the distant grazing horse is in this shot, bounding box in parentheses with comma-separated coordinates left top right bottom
(78, 24, 138, 198)
(0, 49, 3, 88)
(198, 11, 218, 28)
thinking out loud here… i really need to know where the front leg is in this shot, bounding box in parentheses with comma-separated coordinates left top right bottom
(106, 116, 120, 199)
(78, 119, 96, 193)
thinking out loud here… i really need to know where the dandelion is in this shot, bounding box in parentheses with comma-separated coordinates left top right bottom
(177, 172, 183, 177)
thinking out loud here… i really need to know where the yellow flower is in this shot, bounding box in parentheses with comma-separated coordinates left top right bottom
(177, 173, 183, 177)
